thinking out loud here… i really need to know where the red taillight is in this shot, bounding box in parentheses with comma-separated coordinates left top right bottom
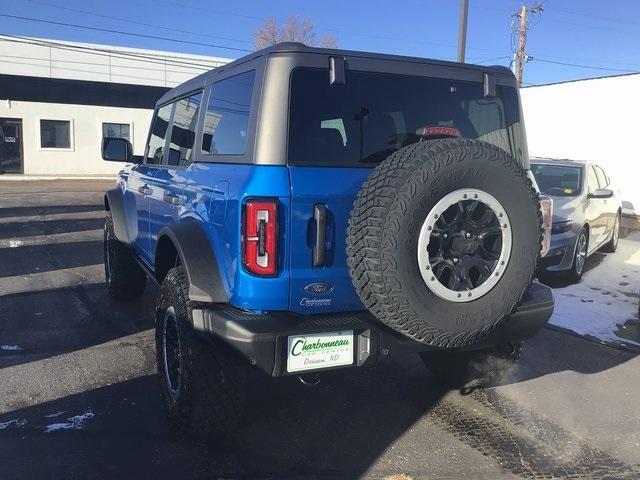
(539, 195, 553, 257)
(242, 200, 278, 276)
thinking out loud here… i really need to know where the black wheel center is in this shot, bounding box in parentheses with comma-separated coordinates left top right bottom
(427, 200, 503, 292)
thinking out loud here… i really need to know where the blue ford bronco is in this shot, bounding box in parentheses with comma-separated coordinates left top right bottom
(102, 43, 554, 438)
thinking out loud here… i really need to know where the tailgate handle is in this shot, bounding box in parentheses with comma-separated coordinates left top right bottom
(313, 204, 327, 267)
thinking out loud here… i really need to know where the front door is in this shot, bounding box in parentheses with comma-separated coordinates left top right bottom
(0, 118, 23, 174)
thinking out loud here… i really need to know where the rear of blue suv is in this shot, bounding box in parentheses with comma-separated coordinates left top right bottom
(101, 43, 554, 439)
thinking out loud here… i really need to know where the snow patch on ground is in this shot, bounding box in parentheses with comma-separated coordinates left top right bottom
(0, 418, 27, 430)
(0, 345, 21, 351)
(8, 240, 24, 248)
(44, 409, 94, 433)
(45, 410, 68, 418)
(549, 233, 640, 349)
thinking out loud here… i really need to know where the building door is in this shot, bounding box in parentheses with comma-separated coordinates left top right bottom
(0, 119, 23, 174)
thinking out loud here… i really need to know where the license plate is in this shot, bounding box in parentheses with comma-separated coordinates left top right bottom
(287, 331, 354, 373)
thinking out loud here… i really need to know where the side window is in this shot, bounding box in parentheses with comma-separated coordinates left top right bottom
(103, 123, 130, 142)
(202, 70, 255, 156)
(586, 166, 599, 193)
(146, 103, 173, 165)
(594, 166, 609, 188)
(167, 92, 203, 167)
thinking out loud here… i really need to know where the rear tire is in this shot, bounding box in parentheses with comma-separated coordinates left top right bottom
(602, 213, 620, 253)
(156, 267, 247, 440)
(420, 342, 522, 391)
(104, 213, 146, 301)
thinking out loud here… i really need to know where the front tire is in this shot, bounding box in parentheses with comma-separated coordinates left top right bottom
(104, 213, 146, 301)
(156, 267, 247, 440)
(567, 228, 588, 282)
(602, 213, 620, 253)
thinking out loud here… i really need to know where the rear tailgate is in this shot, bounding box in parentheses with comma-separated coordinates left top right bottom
(288, 166, 370, 314)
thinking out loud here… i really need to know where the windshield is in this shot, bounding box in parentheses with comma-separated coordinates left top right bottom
(288, 68, 526, 166)
(531, 163, 582, 197)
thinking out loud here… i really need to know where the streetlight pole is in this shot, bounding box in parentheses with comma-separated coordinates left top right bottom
(457, 0, 469, 62)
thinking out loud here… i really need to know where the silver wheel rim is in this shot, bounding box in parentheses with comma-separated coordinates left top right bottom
(613, 216, 619, 247)
(575, 234, 587, 275)
(162, 306, 182, 402)
(417, 188, 512, 303)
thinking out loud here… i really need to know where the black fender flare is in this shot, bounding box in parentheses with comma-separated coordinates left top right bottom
(157, 222, 229, 304)
(104, 188, 136, 245)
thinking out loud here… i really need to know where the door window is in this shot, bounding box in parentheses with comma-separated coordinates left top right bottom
(146, 103, 173, 165)
(586, 166, 599, 193)
(594, 165, 609, 188)
(202, 70, 255, 156)
(167, 92, 203, 167)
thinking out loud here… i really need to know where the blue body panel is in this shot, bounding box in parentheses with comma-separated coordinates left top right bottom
(126, 162, 374, 315)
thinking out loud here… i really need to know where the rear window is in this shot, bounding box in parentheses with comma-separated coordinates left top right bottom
(288, 68, 525, 166)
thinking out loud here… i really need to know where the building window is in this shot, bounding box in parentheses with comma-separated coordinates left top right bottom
(202, 70, 255, 155)
(40, 120, 71, 149)
(103, 123, 130, 141)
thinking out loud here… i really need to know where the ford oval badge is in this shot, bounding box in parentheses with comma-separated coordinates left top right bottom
(303, 282, 334, 295)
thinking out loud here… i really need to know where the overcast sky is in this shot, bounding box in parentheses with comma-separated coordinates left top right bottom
(3, 0, 639, 85)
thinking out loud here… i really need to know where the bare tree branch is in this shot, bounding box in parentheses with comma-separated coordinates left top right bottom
(253, 16, 338, 50)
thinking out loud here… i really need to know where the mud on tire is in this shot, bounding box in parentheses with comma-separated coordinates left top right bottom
(346, 139, 542, 348)
(156, 266, 247, 440)
(104, 213, 146, 301)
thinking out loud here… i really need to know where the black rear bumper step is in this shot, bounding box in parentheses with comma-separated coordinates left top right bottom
(192, 282, 554, 376)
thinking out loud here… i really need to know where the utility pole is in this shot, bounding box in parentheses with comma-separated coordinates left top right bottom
(512, 2, 544, 87)
(457, 0, 469, 63)
(516, 4, 527, 87)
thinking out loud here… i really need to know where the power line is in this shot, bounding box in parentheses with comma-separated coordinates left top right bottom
(0, 14, 252, 53)
(532, 57, 639, 73)
(22, 0, 252, 46)
(0, 35, 226, 70)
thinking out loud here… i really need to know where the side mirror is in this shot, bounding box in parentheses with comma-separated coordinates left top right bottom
(588, 188, 613, 199)
(102, 137, 138, 163)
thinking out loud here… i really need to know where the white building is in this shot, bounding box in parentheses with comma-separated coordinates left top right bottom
(521, 74, 640, 215)
(0, 35, 230, 176)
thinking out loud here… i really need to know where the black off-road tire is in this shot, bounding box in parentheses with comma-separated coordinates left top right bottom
(156, 266, 247, 440)
(420, 342, 523, 391)
(347, 139, 541, 348)
(601, 212, 620, 253)
(104, 213, 146, 301)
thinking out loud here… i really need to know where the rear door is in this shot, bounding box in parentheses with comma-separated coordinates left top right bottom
(147, 91, 203, 257)
(286, 66, 525, 314)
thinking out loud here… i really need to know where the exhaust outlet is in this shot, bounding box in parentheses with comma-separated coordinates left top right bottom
(298, 374, 320, 387)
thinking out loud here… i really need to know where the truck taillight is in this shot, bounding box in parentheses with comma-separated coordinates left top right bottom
(539, 195, 553, 257)
(242, 200, 278, 276)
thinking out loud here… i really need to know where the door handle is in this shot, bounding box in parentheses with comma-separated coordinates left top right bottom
(163, 192, 185, 206)
(313, 204, 327, 267)
(138, 185, 153, 196)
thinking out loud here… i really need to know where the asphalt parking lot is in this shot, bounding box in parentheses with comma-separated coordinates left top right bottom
(1, 180, 640, 480)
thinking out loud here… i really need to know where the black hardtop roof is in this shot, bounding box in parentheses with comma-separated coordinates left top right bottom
(157, 42, 515, 106)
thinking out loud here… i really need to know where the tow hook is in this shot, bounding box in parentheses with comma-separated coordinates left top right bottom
(298, 374, 320, 387)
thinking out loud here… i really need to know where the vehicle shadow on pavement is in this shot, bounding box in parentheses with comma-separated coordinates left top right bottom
(0, 218, 104, 240)
(0, 360, 448, 479)
(0, 284, 157, 369)
(0, 241, 104, 277)
(0, 204, 102, 219)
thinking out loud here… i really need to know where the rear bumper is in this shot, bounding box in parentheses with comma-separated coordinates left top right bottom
(192, 282, 554, 376)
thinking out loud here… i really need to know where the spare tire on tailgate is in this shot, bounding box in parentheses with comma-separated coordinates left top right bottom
(346, 138, 541, 348)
